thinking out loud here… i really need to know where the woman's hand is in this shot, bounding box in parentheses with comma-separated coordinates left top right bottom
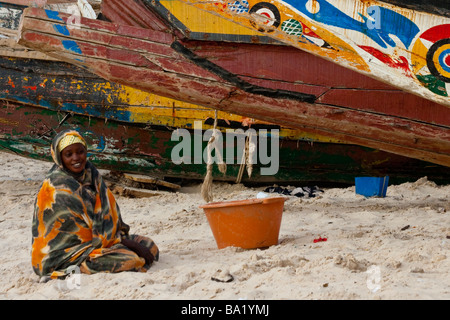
(121, 238, 154, 265)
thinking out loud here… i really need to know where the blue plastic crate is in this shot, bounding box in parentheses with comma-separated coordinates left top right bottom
(355, 176, 389, 197)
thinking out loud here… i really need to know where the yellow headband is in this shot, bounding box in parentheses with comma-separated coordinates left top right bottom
(58, 134, 86, 153)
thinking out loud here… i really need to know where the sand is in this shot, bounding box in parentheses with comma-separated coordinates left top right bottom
(0, 150, 449, 300)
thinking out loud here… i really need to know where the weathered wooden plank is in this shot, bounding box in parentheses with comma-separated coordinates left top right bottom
(110, 185, 166, 198)
(0, 37, 58, 59)
(181, 40, 394, 90)
(22, 6, 174, 43)
(123, 172, 181, 189)
(101, 0, 174, 33)
(19, 25, 225, 81)
(20, 14, 175, 55)
(317, 89, 450, 127)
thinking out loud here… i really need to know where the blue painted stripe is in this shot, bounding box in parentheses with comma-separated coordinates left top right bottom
(62, 40, 82, 54)
(53, 24, 70, 36)
(0, 94, 132, 123)
(45, 9, 63, 21)
(283, 0, 419, 49)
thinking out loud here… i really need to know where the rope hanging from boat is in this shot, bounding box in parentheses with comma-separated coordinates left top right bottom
(201, 110, 226, 203)
(236, 130, 256, 184)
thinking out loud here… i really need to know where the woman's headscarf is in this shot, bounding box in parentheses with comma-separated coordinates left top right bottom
(50, 129, 87, 169)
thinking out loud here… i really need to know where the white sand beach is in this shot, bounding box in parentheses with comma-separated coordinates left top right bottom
(0, 151, 449, 300)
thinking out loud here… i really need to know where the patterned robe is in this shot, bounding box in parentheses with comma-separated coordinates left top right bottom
(31, 130, 159, 278)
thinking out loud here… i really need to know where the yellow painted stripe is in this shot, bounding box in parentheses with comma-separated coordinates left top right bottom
(160, 0, 262, 36)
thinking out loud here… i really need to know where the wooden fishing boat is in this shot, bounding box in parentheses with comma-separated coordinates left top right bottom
(178, 0, 450, 105)
(5, 3, 448, 184)
(4, 93, 450, 185)
(5, 53, 450, 185)
(15, 2, 450, 167)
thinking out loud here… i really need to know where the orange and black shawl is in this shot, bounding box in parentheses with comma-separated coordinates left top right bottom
(31, 130, 158, 278)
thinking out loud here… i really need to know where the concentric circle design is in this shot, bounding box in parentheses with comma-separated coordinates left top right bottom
(427, 38, 450, 82)
(411, 24, 450, 97)
(249, 2, 280, 32)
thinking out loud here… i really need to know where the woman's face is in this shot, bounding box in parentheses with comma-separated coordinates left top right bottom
(60, 143, 87, 174)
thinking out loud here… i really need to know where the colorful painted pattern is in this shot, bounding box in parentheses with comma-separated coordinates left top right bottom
(180, 0, 450, 103)
(0, 56, 322, 143)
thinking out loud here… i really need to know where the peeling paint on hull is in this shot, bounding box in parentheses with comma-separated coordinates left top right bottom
(2, 101, 450, 185)
(16, 6, 450, 166)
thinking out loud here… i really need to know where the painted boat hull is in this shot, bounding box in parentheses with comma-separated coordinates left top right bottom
(16, 6, 450, 166)
(1, 55, 449, 185)
(3, 100, 450, 185)
(177, 0, 450, 106)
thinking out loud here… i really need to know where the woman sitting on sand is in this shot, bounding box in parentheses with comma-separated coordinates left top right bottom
(31, 129, 159, 279)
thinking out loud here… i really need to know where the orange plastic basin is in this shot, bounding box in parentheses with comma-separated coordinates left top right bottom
(200, 197, 286, 249)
